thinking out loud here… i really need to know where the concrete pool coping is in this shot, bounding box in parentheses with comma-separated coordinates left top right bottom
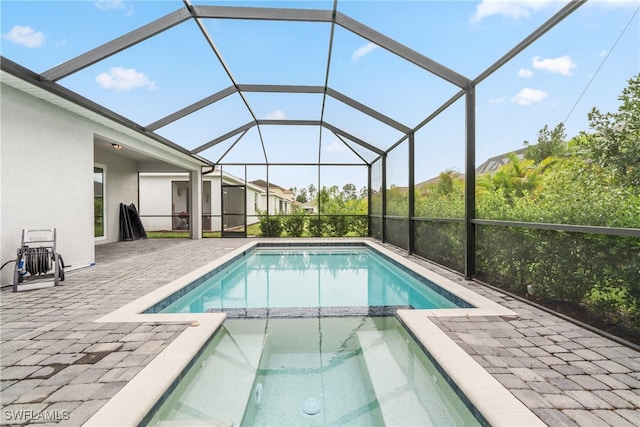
(85, 239, 542, 426)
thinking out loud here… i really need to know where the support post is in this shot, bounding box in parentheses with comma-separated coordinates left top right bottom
(381, 153, 387, 243)
(367, 164, 372, 237)
(189, 169, 203, 239)
(464, 84, 476, 279)
(408, 133, 415, 255)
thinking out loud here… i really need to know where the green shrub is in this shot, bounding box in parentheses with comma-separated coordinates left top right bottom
(326, 215, 349, 237)
(350, 216, 368, 237)
(308, 216, 327, 237)
(257, 212, 283, 237)
(283, 209, 307, 237)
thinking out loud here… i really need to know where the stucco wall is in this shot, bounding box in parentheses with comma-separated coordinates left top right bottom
(140, 173, 222, 232)
(1, 84, 94, 285)
(139, 174, 174, 231)
(246, 187, 262, 226)
(94, 146, 139, 243)
(1, 77, 207, 285)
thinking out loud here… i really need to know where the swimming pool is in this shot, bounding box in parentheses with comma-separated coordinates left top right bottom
(144, 317, 484, 426)
(147, 244, 472, 315)
(89, 240, 534, 427)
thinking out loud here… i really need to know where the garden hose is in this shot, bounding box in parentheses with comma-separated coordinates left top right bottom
(23, 247, 53, 276)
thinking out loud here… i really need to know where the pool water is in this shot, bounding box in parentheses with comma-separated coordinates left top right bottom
(157, 247, 466, 313)
(145, 317, 482, 426)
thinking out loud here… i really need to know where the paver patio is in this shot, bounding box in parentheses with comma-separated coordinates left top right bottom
(1, 238, 638, 426)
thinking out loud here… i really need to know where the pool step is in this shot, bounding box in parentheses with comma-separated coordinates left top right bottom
(357, 328, 474, 426)
(165, 324, 266, 426)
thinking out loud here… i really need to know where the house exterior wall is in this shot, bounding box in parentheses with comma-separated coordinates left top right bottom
(139, 173, 222, 232)
(138, 174, 173, 231)
(94, 146, 138, 243)
(139, 173, 267, 232)
(246, 188, 263, 223)
(266, 194, 291, 214)
(1, 84, 94, 285)
(1, 80, 204, 286)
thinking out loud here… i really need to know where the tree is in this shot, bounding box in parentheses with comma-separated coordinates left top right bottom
(306, 184, 317, 201)
(436, 170, 456, 195)
(358, 186, 368, 200)
(342, 183, 357, 200)
(524, 123, 567, 163)
(295, 188, 308, 203)
(575, 74, 640, 191)
(477, 152, 544, 201)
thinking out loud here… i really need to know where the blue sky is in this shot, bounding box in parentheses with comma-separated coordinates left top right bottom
(2, 0, 639, 190)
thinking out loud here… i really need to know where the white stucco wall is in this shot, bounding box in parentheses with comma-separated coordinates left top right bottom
(1, 78, 205, 286)
(94, 146, 139, 243)
(246, 187, 264, 226)
(140, 173, 223, 232)
(139, 174, 174, 231)
(208, 176, 222, 231)
(1, 84, 94, 285)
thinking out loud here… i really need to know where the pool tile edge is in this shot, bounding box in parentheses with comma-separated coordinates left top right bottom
(84, 242, 259, 427)
(397, 309, 545, 427)
(84, 313, 226, 427)
(95, 241, 258, 322)
(364, 240, 518, 318)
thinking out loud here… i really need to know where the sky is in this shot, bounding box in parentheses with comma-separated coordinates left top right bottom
(2, 0, 639, 191)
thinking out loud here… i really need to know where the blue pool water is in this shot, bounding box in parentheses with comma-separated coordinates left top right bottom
(153, 246, 470, 314)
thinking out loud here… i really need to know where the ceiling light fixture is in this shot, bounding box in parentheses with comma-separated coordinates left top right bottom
(112, 144, 123, 150)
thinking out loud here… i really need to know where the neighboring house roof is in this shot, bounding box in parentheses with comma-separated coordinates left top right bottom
(475, 148, 526, 175)
(250, 180, 295, 201)
(415, 171, 465, 189)
(413, 148, 527, 187)
(250, 179, 286, 191)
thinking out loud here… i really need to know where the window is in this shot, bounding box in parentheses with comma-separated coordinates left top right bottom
(94, 166, 105, 238)
(254, 193, 259, 212)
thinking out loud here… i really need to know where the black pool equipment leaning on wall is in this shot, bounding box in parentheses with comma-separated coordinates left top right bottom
(12, 228, 65, 292)
(119, 202, 147, 241)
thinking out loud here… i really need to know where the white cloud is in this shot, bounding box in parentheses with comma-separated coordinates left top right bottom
(518, 68, 534, 78)
(2, 25, 44, 48)
(95, 67, 157, 92)
(324, 140, 345, 153)
(471, 0, 553, 23)
(511, 88, 548, 106)
(264, 110, 287, 120)
(599, 49, 609, 58)
(95, 0, 125, 11)
(532, 55, 576, 76)
(489, 97, 506, 104)
(95, 1, 134, 16)
(352, 42, 378, 62)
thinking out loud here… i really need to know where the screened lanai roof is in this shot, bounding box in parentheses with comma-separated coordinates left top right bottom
(2, 0, 639, 179)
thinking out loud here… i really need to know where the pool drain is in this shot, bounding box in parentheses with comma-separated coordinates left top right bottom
(300, 397, 323, 416)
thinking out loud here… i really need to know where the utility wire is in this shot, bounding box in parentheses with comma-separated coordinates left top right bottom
(562, 5, 640, 125)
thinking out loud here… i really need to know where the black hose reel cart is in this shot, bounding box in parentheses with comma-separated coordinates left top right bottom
(13, 228, 65, 292)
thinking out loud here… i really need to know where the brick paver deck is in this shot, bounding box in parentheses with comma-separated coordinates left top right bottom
(1, 238, 638, 426)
